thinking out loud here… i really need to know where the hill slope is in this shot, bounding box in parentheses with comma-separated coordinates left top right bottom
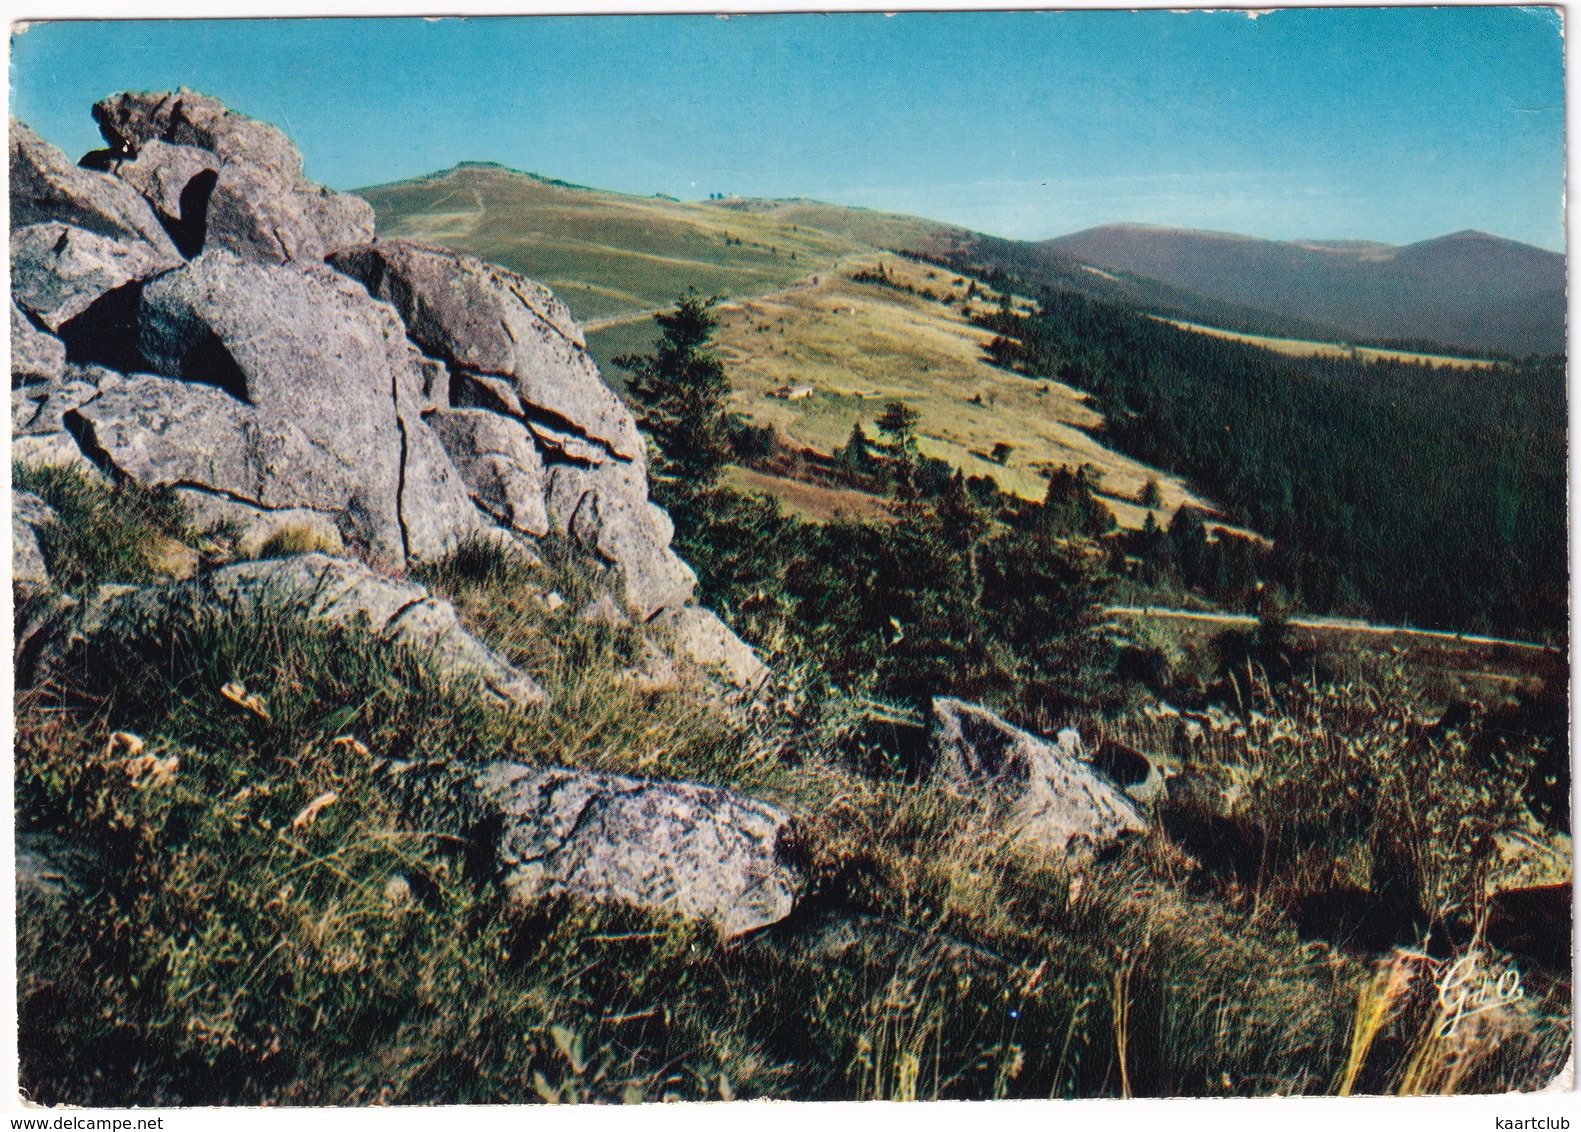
(1044, 224, 1565, 356)
(362, 167, 1206, 529)
(359, 164, 866, 324)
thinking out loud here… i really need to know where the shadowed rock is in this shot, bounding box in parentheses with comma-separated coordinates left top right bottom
(545, 462, 696, 619)
(330, 239, 641, 460)
(73, 250, 481, 568)
(88, 89, 373, 265)
(10, 120, 181, 261)
(11, 302, 66, 386)
(930, 697, 1147, 856)
(479, 762, 799, 937)
(426, 408, 550, 537)
(12, 222, 175, 331)
(24, 553, 547, 709)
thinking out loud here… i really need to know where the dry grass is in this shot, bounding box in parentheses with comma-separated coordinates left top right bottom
(597, 254, 1209, 530)
(721, 466, 894, 525)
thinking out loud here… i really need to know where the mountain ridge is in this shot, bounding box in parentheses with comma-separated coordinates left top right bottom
(1044, 223, 1565, 355)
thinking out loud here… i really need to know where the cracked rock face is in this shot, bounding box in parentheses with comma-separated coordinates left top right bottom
(11, 120, 182, 261)
(11, 90, 705, 624)
(87, 89, 374, 265)
(22, 553, 547, 710)
(479, 762, 799, 936)
(930, 697, 1147, 857)
(329, 239, 639, 460)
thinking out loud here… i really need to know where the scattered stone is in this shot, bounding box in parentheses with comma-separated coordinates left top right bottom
(930, 697, 1147, 857)
(654, 606, 769, 690)
(478, 762, 799, 936)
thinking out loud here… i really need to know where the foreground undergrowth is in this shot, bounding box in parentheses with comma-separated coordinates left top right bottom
(15, 493, 1570, 1103)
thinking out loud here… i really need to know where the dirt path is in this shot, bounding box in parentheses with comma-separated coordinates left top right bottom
(1105, 605, 1556, 652)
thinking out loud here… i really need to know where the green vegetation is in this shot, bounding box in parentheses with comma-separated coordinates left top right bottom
(955, 274, 1565, 640)
(14, 461, 191, 592)
(357, 165, 863, 324)
(615, 292, 734, 493)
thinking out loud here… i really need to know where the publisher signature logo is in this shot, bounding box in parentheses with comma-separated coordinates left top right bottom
(1436, 953, 1525, 1037)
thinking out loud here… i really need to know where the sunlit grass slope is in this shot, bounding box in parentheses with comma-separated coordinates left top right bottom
(359, 164, 864, 324)
(363, 167, 1209, 528)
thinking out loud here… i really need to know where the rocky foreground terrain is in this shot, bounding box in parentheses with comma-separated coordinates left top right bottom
(14, 89, 1145, 944)
(12, 92, 1569, 1104)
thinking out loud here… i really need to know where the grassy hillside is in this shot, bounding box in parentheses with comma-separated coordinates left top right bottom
(362, 167, 1205, 531)
(359, 164, 864, 324)
(18, 464, 1571, 1104)
(1154, 318, 1502, 371)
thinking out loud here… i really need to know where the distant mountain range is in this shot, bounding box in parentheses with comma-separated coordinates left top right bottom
(1043, 224, 1565, 356)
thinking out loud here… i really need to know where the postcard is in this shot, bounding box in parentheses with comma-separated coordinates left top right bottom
(8, 6, 1570, 1114)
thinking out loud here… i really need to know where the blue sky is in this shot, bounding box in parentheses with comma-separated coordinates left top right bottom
(9, 9, 1566, 250)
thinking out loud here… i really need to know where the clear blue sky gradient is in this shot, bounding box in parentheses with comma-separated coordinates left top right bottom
(9, 9, 1566, 250)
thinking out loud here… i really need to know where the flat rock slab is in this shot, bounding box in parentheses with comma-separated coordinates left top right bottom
(25, 553, 546, 709)
(931, 697, 1146, 857)
(479, 762, 798, 937)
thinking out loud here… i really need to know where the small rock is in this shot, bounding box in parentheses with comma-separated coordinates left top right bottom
(478, 762, 800, 937)
(930, 697, 1147, 857)
(579, 593, 630, 627)
(653, 606, 769, 690)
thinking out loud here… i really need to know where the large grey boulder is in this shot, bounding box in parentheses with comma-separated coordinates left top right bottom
(23, 553, 547, 709)
(329, 239, 641, 460)
(11, 302, 66, 386)
(12, 222, 174, 331)
(10, 120, 181, 261)
(478, 762, 798, 937)
(65, 250, 479, 569)
(88, 89, 373, 264)
(100, 137, 219, 230)
(930, 698, 1147, 857)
